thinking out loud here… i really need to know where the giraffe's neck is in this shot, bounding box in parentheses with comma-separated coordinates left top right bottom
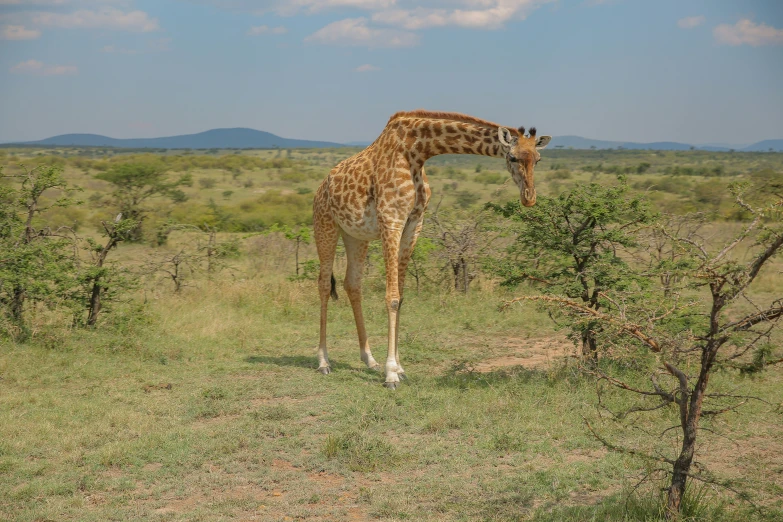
(384, 116, 507, 169)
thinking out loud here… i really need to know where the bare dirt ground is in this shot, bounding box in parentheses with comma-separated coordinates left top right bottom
(469, 335, 576, 372)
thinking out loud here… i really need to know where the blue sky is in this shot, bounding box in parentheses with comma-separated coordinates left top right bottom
(1, 0, 782, 145)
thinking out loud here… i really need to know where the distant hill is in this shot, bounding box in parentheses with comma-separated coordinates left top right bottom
(4, 128, 781, 152)
(548, 136, 623, 150)
(552, 136, 707, 151)
(12, 128, 346, 149)
(550, 136, 781, 152)
(741, 139, 783, 152)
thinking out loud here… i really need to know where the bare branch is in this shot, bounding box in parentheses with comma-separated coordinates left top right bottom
(704, 393, 772, 406)
(711, 212, 761, 265)
(734, 232, 783, 299)
(701, 401, 747, 417)
(508, 295, 661, 352)
(663, 362, 689, 429)
(584, 419, 675, 465)
(588, 367, 674, 400)
(660, 227, 708, 261)
(723, 303, 783, 332)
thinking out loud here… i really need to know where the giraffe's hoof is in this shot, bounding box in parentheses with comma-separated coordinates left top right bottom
(383, 381, 399, 390)
(370, 364, 382, 372)
(318, 366, 331, 375)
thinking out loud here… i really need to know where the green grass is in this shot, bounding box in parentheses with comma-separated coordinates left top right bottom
(1, 147, 782, 520)
(1, 275, 781, 521)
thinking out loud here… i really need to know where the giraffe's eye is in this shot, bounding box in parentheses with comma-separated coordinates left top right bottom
(508, 155, 518, 163)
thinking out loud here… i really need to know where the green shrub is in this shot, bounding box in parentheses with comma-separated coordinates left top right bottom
(278, 170, 308, 183)
(550, 169, 572, 180)
(199, 177, 216, 189)
(474, 171, 504, 185)
(455, 190, 480, 208)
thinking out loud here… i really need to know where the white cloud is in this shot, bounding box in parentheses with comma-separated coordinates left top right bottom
(372, 2, 546, 31)
(10, 59, 77, 75)
(248, 24, 287, 35)
(299, 0, 396, 12)
(303, 1, 552, 47)
(1, 24, 41, 39)
(186, 0, 396, 16)
(33, 8, 159, 32)
(371, 9, 447, 30)
(677, 15, 704, 29)
(190, 0, 550, 28)
(714, 19, 783, 47)
(355, 63, 380, 71)
(305, 17, 418, 47)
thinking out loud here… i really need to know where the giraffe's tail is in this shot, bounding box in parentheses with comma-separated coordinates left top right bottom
(330, 275, 338, 301)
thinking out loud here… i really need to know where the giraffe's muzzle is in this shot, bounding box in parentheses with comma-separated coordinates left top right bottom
(521, 187, 536, 207)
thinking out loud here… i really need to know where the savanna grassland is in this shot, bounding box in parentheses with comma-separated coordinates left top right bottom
(1, 146, 782, 521)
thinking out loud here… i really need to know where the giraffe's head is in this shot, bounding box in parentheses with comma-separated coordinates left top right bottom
(498, 126, 551, 207)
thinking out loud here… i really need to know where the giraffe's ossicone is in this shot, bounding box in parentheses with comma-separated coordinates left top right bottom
(313, 110, 551, 388)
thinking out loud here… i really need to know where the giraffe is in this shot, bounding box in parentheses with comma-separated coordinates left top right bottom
(312, 110, 551, 388)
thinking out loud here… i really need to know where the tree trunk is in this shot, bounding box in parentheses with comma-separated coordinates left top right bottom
(85, 234, 115, 327)
(123, 209, 144, 242)
(462, 258, 469, 294)
(86, 281, 101, 326)
(665, 350, 714, 518)
(207, 230, 216, 274)
(410, 258, 420, 294)
(295, 238, 300, 276)
(11, 286, 24, 323)
(581, 328, 598, 360)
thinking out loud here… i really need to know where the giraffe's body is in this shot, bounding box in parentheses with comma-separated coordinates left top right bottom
(313, 110, 551, 388)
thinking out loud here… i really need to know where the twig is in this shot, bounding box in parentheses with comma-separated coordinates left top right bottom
(584, 418, 675, 465)
(506, 295, 662, 352)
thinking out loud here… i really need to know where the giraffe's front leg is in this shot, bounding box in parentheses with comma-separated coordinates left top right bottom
(380, 224, 404, 389)
(394, 297, 406, 381)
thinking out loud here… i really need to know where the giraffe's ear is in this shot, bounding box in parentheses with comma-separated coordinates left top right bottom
(535, 135, 552, 150)
(498, 127, 517, 150)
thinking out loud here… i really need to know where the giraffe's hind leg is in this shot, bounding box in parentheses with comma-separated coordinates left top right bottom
(342, 233, 380, 371)
(314, 193, 339, 375)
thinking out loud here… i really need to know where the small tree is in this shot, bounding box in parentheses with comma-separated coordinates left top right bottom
(79, 216, 138, 326)
(0, 164, 80, 337)
(196, 225, 240, 276)
(96, 161, 191, 241)
(489, 178, 655, 357)
(273, 224, 311, 277)
(429, 201, 499, 294)
(144, 248, 198, 293)
(514, 187, 783, 517)
(143, 224, 239, 290)
(642, 213, 705, 297)
(407, 236, 438, 294)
